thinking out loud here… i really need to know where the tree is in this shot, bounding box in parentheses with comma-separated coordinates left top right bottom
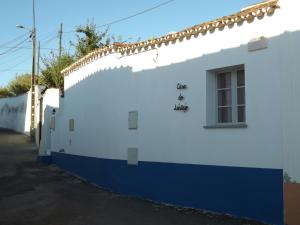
(73, 21, 122, 59)
(40, 52, 74, 91)
(8, 74, 32, 96)
(40, 21, 123, 92)
(0, 74, 33, 98)
(0, 87, 12, 98)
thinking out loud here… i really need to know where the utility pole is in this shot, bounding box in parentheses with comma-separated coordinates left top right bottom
(37, 41, 40, 79)
(30, 0, 37, 141)
(15, 0, 37, 141)
(58, 23, 64, 96)
(58, 23, 63, 60)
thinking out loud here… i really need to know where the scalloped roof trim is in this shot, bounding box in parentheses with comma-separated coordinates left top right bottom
(62, 0, 279, 76)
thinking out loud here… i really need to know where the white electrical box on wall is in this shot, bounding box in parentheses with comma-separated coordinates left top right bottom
(50, 116, 55, 130)
(128, 111, 138, 129)
(127, 148, 138, 165)
(69, 119, 75, 131)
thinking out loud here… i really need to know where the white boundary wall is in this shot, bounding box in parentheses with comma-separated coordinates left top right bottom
(38, 88, 60, 155)
(0, 92, 31, 135)
(49, 1, 300, 181)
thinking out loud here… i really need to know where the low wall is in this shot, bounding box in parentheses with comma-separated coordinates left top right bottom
(0, 92, 31, 135)
(38, 88, 60, 156)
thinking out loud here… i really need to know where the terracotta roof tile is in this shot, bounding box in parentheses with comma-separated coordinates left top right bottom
(62, 0, 279, 76)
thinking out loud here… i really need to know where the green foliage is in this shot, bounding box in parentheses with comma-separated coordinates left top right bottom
(2, 21, 126, 98)
(73, 21, 109, 59)
(39, 21, 120, 91)
(0, 87, 12, 98)
(72, 21, 123, 59)
(0, 74, 33, 98)
(8, 74, 32, 96)
(40, 52, 74, 90)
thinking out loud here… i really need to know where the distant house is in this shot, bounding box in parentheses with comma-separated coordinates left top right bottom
(39, 1, 300, 224)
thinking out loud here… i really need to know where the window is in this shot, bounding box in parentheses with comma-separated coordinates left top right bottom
(206, 65, 246, 128)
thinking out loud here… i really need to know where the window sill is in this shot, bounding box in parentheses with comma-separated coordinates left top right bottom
(203, 123, 248, 129)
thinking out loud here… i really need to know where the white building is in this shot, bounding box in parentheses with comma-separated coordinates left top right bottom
(40, 1, 300, 224)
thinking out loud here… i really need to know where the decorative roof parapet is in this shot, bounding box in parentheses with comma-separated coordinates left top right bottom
(62, 0, 279, 76)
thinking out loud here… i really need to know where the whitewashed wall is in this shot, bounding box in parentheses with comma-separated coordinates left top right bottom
(0, 86, 60, 154)
(51, 0, 300, 179)
(0, 92, 31, 135)
(38, 88, 60, 155)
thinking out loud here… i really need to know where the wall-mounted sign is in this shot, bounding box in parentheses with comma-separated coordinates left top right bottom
(178, 94, 184, 101)
(174, 103, 189, 112)
(176, 83, 187, 90)
(174, 83, 189, 112)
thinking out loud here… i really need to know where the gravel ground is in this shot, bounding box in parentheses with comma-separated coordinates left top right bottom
(0, 128, 267, 225)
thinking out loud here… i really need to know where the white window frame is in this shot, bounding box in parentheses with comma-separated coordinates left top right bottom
(205, 65, 246, 128)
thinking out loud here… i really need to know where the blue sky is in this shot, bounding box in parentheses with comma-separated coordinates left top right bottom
(0, 0, 260, 86)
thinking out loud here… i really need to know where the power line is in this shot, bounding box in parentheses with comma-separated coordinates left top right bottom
(64, 0, 175, 33)
(0, 32, 30, 47)
(38, 29, 58, 42)
(0, 45, 58, 51)
(0, 57, 31, 72)
(0, 0, 172, 73)
(0, 35, 59, 73)
(41, 35, 57, 48)
(0, 69, 30, 73)
(0, 51, 31, 65)
(0, 37, 30, 56)
(0, 47, 26, 59)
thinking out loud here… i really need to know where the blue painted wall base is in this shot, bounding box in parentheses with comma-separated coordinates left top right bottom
(37, 155, 52, 165)
(51, 152, 283, 225)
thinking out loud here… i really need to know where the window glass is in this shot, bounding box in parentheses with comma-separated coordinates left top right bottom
(218, 89, 232, 106)
(237, 70, 245, 86)
(238, 106, 245, 122)
(217, 72, 231, 89)
(217, 72, 232, 123)
(218, 107, 232, 123)
(237, 87, 245, 105)
(237, 69, 245, 122)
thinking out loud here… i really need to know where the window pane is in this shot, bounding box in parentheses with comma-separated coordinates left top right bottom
(237, 70, 245, 86)
(218, 90, 232, 106)
(238, 106, 245, 122)
(237, 87, 245, 105)
(217, 72, 231, 89)
(218, 107, 232, 123)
